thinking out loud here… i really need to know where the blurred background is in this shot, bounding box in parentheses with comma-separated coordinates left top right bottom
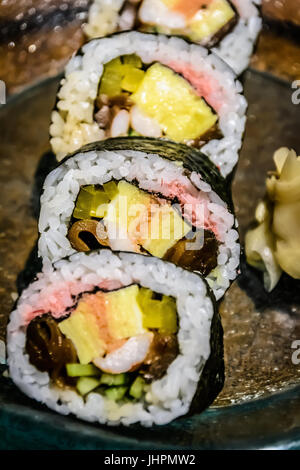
(0, 0, 300, 97)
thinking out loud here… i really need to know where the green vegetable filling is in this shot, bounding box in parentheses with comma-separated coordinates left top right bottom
(66, 363, 100, 377)
(129, 376, 146, 399)
(76, 376, 101, 395)
(104, 386, 128, 401)
(100, 373, 129, 386)
(69, 368, 145, 402)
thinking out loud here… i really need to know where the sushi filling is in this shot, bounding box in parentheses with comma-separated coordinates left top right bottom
(138, 0, 238, 46)
(25, 285, 179, 402)
(94, 54, 222, 148)
(86, 0, 238, 47)
(67, 181, 219, 277)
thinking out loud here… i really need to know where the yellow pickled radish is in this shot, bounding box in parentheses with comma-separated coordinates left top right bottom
(100, 71, 123, 97)
(103, 181, 118, 200)
(122, 54, 142, 68)
(121, 68, 145, 93)
(99, 54, 144, 97)
(137, 287, 178, 334)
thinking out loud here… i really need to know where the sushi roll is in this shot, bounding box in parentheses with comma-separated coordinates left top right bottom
(50, 31, 247, 176)
(84, 0, 262, 75)
(38, 138, 240, 300)
(7, 250, 224, 426)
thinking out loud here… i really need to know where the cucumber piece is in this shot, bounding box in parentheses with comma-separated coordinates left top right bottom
(129, 376, 145, 399)
(66, 363, 100, 377)
(76, 376, 101, 395)
(104, 386, 128, 401)
(100, 373, 128, 386)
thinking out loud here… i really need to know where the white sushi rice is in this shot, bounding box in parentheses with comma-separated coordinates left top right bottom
(38, 147, 240, 300)
(50, 31, 247, 176)
(7, 250, 216, 426)
(84, 0, 262, 75)
(214, 0, 262, 75)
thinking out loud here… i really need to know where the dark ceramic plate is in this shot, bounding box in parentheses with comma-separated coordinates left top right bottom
(0, 70, 300, 450)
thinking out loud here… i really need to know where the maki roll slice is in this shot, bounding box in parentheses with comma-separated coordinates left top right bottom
(50, 31, 247, 176)
(7, 250, 224, 426)
(38, 138, 240, 300)
(84, 0, 262, 74)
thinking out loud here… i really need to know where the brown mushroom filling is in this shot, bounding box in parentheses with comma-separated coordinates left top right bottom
(26, 314, 78, 387)
(164, 230, 219, 277)
(68, 219, 109, 252)
(139, 333, 179, 382)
